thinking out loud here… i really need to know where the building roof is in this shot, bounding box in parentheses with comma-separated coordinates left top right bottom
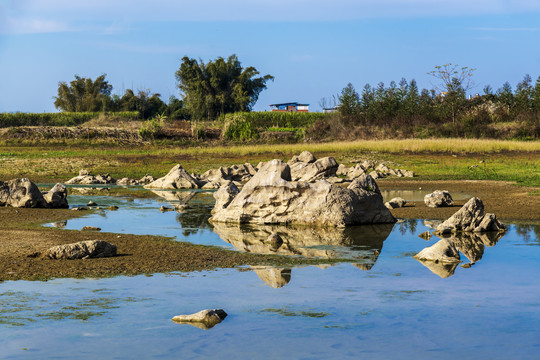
(269, 102, 309, 107)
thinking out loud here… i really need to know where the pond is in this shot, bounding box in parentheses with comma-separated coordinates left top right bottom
(2, 186, 540, 359)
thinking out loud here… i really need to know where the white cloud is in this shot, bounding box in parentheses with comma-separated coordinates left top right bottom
(3, 0, 540, 34)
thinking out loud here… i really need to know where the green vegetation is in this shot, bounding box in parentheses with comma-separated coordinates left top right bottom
(176, 54, 274, 120)
(221, 111, 326, 140)
(0, 111, 139, 127)
(0, 139, 537, 187)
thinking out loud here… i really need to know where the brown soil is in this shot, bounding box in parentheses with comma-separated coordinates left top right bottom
(1, 180, 538, 281)
(378, 179, 540, 223)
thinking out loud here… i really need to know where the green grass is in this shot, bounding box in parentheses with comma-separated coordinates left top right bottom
(0, 139, 538, 187)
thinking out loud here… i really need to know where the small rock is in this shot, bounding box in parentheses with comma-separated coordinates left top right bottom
(172, 309, 227, 330)
(44, 240, 116, 260)
(461, 263, 473, 268)
(175, 204, 190, 212)
(413, 239, 461, 263)
(88, 201, 98, 206)
(424, 190, 453, 208)
(418, 231, 432, 241)
(385, 197, 407, 209)
(108, 205, 119, 210)
(81, 226, 101, 231)
(159, 206, 173, 212)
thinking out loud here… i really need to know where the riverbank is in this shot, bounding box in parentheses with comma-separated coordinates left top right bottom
(1, 179, 538, 281)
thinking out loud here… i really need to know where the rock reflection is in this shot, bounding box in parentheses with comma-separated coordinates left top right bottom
(212, 222, 394, 263)
(416, 231, 505, 278)
(150, 190, 197, 204)
(251, 266, 292, 288)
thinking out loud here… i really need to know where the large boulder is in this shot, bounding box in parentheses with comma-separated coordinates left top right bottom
(212, 181, 240, 214)
(435, 197, 505, 234)
(0, 178, 47, 208)
(44, 240, 117, 259)
(210, 160, 395, 227)
(144, 164, 199, 189)
(289, 156, 339, 182)
(424, 190, 453, 208)
(42, 183, 69, 208)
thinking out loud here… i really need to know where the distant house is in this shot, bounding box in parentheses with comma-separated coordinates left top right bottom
(323, 106, 339, 113)
(269, 102, 309, 112)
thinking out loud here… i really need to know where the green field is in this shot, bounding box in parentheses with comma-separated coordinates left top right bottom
(0, 139, 538, 188)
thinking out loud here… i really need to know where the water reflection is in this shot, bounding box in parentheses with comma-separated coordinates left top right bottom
(251, 266, 292, 288)
(415, 231, 505, 278)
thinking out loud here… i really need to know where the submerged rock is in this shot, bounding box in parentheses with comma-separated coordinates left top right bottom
(172, 309, 227, 330)
(413, 239, 461, 263)
(210, 159, 395, 227)
(44, 240, 117, 259)
(424, 190, 453, 208)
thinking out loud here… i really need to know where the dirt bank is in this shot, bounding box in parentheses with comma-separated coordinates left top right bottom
(0, 180, 538, 281)
(378, 179, 539, 223)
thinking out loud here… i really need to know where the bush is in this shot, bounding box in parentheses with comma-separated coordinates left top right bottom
(0, 112, 140, 128)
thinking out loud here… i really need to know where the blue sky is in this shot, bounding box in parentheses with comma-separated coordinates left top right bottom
(1, 0, 540, 112)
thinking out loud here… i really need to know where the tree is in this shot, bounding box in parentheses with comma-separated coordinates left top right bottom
(54, 74, 113, 112)
(427, 63, 476, 124)
(515, 74, 533, 114)
(338, 83, 360, 118)
(117, 89, 167, 119)
(175, 54, 274, 120)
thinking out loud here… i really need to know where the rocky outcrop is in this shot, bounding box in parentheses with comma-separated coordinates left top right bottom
(144, 164, 199, 189)
(435, 197, 506, 234)
(44, 240, 117, 259)
(289, 156, 339, 182)
(210, 159, 395, 227)
(172, 309, 227, 330)
(1, 179, 67, 208)
(117, 174, 156, 186)
(211, 181, 240, 214)
(424, 190, 453, 208)
(198, 163, 257, 187)
(413, 239, 461, 263)
(65, 169, 116, 185)
(385, 197, 407, 210)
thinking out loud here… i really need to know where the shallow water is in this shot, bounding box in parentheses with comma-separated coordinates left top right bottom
(3, 187, 539, 359)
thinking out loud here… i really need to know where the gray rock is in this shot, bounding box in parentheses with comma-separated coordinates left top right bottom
(139, 174, 155, 184)
(368, 171, 380, 179)
(44, 240, 117, 259)
(144, 164, 199, 189)
(88, 201, 98, 206)
(424, 190, 453, 208)
(336, 164, 349, 176)
(297, 150, 316, 163)
(0, 178, 47, 208)
(172, 309, 227, 329)
(385, 197, 407, 209)
(413, 239, 461, 263)
(347, 164, 366, 179)
(211, 181, 240, 214)
(435, 197, 505, 234)
(42, 183, 69, 208)
(290, 156, 338, 182)
(210, 160, 395, 227)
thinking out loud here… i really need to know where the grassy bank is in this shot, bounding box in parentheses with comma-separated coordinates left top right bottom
(0, 139, 538, 187)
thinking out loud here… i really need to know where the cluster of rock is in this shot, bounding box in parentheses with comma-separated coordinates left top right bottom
(337, 160, 414, 180)
(413, 197, 506, 277)
(0, 179, 68, 208)
(210, 159, 396, 227)
(66, 169, 155, 186)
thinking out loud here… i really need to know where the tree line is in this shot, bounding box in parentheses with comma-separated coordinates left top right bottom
(334, 64, 539, 138)
(53, 55, 273, 120)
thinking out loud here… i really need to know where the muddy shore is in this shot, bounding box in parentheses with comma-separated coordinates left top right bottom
(1, 180, 538, 281)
